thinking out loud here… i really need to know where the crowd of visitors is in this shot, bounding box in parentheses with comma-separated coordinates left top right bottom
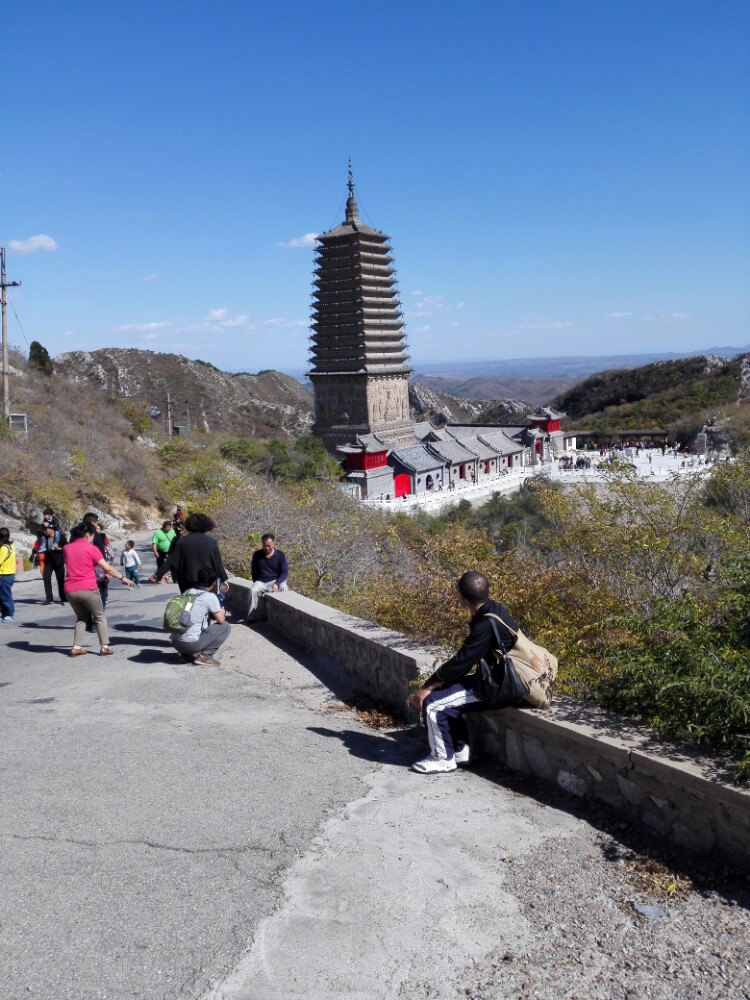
(0, 504, 292, 668)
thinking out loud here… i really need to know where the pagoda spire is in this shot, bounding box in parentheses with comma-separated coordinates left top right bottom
(345, 156, 359, 222)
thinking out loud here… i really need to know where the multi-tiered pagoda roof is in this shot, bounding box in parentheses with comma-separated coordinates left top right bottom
(308, 171, 411, 378)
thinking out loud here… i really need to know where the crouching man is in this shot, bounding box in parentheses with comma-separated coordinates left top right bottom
(409, 570, 518, 774)
(247, 533, 289, 621)
(171, 566, 231, 666)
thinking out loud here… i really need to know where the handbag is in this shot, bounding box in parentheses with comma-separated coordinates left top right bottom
(485, 613, 559, 710)
(476, 651, 528, 707)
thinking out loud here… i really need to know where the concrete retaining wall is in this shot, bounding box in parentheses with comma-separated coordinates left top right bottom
(226, 579, 750, 871)
(227, 578, 437, 706)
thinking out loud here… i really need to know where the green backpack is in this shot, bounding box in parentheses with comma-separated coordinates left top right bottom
(163, 592, 197, 633)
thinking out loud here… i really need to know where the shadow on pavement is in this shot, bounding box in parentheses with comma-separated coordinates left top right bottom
(308, 726, 420, 765)
(112, 623, 165, 634)
(96, 635, 173, 648)
(6, 640, 69, 656)
(127, 648, 182, 664)
(19, 622, 70, 630)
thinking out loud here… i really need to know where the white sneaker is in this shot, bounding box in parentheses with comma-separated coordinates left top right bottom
(411, 754, 457, 774)
(454, 744, 471, 765)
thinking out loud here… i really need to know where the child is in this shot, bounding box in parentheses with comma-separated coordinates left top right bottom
(0, 527, 16, 623)
(120, 541, 142, 587)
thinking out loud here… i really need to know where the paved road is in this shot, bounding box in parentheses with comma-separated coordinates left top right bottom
(2, 542, 748, 999)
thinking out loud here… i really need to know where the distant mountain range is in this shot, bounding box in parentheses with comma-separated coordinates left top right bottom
(408, 346, 750, 405)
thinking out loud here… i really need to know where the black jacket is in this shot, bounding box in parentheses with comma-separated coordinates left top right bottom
(426, 599, 518, 688)
(156, 532, 228, 592)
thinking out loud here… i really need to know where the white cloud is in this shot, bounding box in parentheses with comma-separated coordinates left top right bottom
(9, 234, 58, 255)
(202, 308, 287, 332)
(205, 308, 228, 323)
(415, 325, 432, 332)
(409, 291, 465, 318)
(276, 232, 318, 249)
(118, 321, 172, 333)
(643, 312, 690, 323)
(141, 273, 159, 283)
(517, 319, 573, 331)
(606, 311, 632, 319)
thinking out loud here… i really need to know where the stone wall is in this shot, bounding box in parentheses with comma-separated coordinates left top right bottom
(225, 580, 750, 871)
(227, 583, 438, 706)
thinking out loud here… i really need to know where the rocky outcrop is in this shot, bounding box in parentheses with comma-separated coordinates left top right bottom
(55, 348, 314, 437)
(409, 381, 527, 424)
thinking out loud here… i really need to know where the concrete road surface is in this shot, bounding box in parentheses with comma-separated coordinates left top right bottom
(3, 541, 745, 1000)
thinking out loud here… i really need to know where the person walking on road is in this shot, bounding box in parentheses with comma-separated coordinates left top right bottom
(120, 541, 142, 587)
(64, 522, 134, 657)
(150, 512, 229, 595)
(247, 533, 289, 621)
(408, 570, 519, 774)
(151, 521, 176, 572)
(168, 566, 231, 666)
(40, 524, 67, 604)
(0, 527, 17, 623)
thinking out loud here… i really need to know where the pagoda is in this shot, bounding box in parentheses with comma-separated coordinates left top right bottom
(309, 166, 415, 452)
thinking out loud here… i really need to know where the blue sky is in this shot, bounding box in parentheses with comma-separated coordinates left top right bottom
(4, 0, 749, 372)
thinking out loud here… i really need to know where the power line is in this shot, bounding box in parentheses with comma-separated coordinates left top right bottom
(7, 293, 30, 347)
(1, 248, 22, 422)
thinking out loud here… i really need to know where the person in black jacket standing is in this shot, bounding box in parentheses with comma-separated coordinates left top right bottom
(40, 524, 67, 604)
(150, 512, 229, 594)
(409, 570, 518, 774)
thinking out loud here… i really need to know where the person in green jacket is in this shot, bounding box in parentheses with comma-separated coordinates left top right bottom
(152, 520, 176, 572)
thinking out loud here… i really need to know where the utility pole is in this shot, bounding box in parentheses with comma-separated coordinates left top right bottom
(185, 402, 190, 433)
(166, 391, 173, 437)
(1, 248, 21, 423)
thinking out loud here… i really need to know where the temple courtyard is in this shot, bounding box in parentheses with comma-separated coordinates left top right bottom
(363, 449, 714, 514)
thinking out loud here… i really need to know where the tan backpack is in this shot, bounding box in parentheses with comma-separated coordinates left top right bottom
(485, 613, 559, 710)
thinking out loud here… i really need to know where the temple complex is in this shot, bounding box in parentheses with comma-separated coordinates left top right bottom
(309, 170, 575, 500)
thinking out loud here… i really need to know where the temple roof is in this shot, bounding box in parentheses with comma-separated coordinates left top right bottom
(530, 406, 566, 421)
(425, 438, 478, 465)
(449, 434, 499, 461)
(391, 443, 447, 473)
(318, 165, 386, 241)
(337, 432, 391, 455)
(476, 430, 525, 455)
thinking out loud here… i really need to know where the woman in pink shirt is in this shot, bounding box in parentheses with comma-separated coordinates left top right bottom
(64, 522, 134, 656)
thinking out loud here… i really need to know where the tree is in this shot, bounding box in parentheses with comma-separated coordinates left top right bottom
(28, 341, 53, 375)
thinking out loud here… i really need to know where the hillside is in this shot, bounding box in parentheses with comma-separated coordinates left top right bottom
(408, 382, 526, 423)
(54, 347, 522, 433)
(414, 373, 577, 406)
(552, 353, 750, 447)
(55, 348, 314, 437)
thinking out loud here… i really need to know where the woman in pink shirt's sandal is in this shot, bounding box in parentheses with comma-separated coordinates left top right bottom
(63, 523, 134, 656)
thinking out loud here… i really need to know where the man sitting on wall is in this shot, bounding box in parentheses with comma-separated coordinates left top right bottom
(408, 570, 518, 774)
(247, 533, 289, 621)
